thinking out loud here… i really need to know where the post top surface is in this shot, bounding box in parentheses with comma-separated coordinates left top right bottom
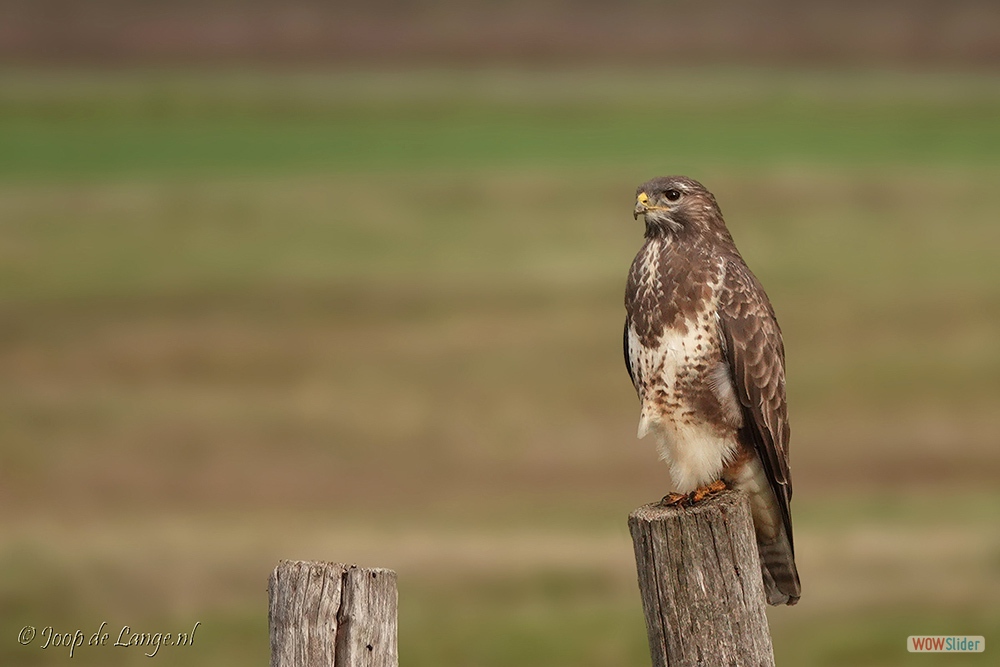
(628, 489, 750, 523)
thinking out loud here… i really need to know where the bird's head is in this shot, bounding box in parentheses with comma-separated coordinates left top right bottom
(633, 176, 724, 238)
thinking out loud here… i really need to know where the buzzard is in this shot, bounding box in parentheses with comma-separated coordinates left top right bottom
(624, 176, 801, 605)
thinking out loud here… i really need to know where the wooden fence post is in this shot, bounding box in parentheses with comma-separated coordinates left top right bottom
(628, 490, 775, 667)
(268, 560, 398, 667)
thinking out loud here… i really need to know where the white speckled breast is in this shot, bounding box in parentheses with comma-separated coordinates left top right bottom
(625, 245, 738, 493)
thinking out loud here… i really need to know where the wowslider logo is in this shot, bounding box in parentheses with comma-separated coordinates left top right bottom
(908, 636, 985, 653)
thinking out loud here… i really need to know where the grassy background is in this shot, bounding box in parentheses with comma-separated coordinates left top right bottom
(1, 66, 998, 666)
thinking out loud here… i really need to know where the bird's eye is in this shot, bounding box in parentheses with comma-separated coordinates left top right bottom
(664, 189, 681, 201)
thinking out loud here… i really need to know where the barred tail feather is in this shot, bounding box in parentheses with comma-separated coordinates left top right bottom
(758, 524, 800, 605)
(727, 455, 801, 605)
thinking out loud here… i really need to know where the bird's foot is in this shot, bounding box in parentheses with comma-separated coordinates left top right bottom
(690, 479, 728, 504)
(660, 492, 689, 507)
(660, 480, 728, 508)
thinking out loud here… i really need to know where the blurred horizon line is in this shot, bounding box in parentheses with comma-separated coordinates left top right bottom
(1, 0, 998, 68)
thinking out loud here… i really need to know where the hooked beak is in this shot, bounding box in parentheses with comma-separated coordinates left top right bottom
(633, 192, 649, 220)
(634, 191, 672, 220)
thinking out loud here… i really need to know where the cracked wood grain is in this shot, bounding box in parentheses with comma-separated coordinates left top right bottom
(269, 560, 397, 667)
(629, 490, 775, 667)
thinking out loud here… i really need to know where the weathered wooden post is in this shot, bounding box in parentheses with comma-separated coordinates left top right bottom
(268, 560, 398, 667)
(628, 490, 775, 667)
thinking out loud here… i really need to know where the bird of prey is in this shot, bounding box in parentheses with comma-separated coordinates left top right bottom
(624, 176, 800, 605)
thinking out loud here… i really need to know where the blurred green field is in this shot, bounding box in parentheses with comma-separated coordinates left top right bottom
(2, 68, 1000, 180)
(1, 67, 998, 666)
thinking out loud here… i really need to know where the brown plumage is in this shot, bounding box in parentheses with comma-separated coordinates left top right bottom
(624, 175, 800, 605)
